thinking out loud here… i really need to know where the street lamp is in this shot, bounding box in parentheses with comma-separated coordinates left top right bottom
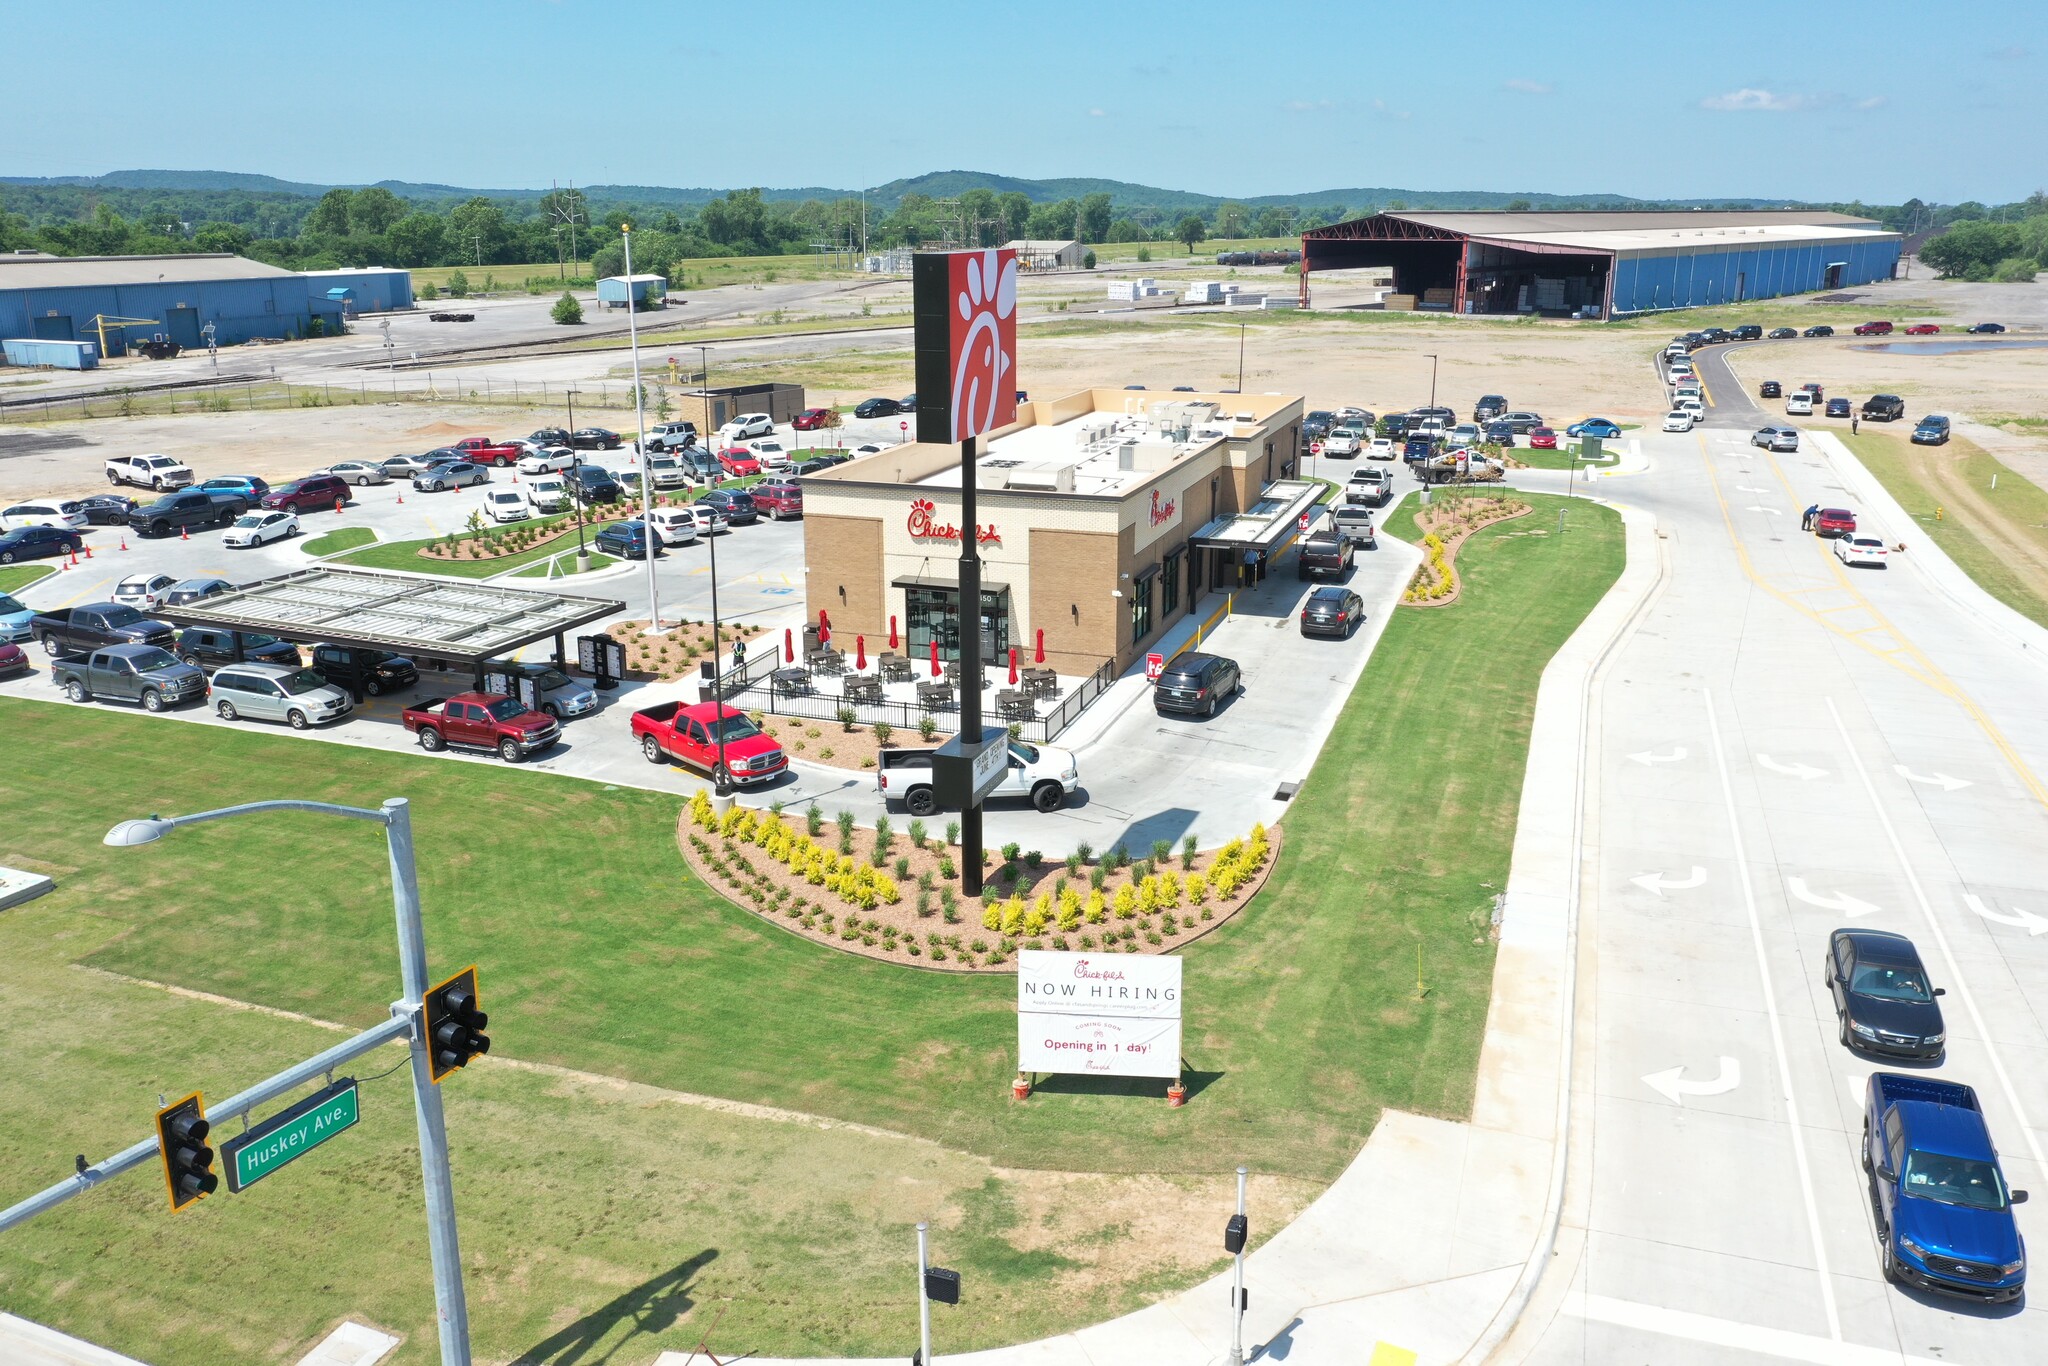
(565, 390, 589, 573)
(1236, 322, 1247, 393)
(1427, 353, 1439, 412)
(101, 798, 473, 1366)
(622, 224, 663, 631)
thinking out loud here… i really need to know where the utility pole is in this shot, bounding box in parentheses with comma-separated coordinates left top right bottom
(917, 1221, 933, 1365)
(1225, 1166, 1249, 1366)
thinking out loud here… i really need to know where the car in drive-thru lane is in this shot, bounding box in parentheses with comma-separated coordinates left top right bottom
(209, 661, 354, 729)
(876, 737, 1079, 816)
(632, 700, 788, 786)
(1862, 1073, 2028, 1303)
(50, 642, 206, 711)
(404, 691, 561, 762)
(1153, 652, 1242, 719)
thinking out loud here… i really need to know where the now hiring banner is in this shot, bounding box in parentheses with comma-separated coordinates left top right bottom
(1017, 950, 1182, 1080)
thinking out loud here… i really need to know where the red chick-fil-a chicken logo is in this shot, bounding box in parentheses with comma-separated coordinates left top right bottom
(1072, 959, 1127, 981)
(1149, 488, 1178, 526)
(907, 497, 999, 546)
(950, 249, 1018, 441)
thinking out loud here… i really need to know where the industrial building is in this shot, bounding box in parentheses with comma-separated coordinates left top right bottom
(0, 252, 413, 360)
(1300, 211, 1902, 317)
(596, 274, 667, 309)
(1003, 239, 1088, 271)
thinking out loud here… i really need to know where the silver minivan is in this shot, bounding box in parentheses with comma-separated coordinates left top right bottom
(211, 662, 354, 729)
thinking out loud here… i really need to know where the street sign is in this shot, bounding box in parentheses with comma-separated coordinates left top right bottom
(219, 1079, 360, 1193)
(1311, 441, 1323, 456)
(932, 731, 1008, 808)
(1144, 652, 1165, 681)
(1298, 512, 1311, 534)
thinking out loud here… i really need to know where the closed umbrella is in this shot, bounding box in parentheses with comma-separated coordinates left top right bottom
(930, 640, 941, 677)
(1034, 628, 1045, 665)
(818, 612, 831, 647)
(855, 635, 867, 671)
(889, 615, 900, 650)
(1008, 647, 1019, 686)
(784, 628, 794, 663)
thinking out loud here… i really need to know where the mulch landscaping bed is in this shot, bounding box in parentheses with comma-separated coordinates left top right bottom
(676, 794, 1279, 973)
(1399, 495, 1532, 607)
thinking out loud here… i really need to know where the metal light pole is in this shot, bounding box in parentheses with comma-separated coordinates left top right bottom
(623, 225, 662, 627)
(0, 800, 475, 1366)
(958, 433, 985, 898)
(566, 390, 589, 573)
(917, 1221, 934, 1365)
(1427, 353, 1439, 411)
(709, 506, 730, 797)
(1237, 322, 1246, 393)
(1227, 1165, 1248, 1366)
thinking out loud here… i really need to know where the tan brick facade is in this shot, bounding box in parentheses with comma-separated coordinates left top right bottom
(1029, 527, 1120, 672)
(804, 514, 885, 642)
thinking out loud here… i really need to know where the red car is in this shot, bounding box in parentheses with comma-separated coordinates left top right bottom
(0, 642, 29, 677)
(1816, 508, 1857, 538)
(717, 448, 761, 477)
(1903, 323, 1941, 336)
(1852, 321, 1894, 336)
(791, 407, 838, 431)
(632, 700, 789, 786)
(1528, 426, 1558, 449)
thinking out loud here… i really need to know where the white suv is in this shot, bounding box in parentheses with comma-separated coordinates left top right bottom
(719, 413, 774, 443)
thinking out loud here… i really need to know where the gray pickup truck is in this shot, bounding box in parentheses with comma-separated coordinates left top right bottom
(52, 643, 207, 711)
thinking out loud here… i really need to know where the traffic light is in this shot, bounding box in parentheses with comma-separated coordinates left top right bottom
(154, 1092, 217, 1212)
(424, 966, 490, 1082)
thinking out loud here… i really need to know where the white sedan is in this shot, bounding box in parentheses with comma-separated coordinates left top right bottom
(517, 446, 578, 475)
(1674, 397, 1705, 419)
(1833, 535, 1889, 568)
(223, 510, 300, 547)
(318, 460, 389, 486)
(687, 504, 728, 537)
(1366, 437, 1396, 460)
(1662, 410, 1695, 432)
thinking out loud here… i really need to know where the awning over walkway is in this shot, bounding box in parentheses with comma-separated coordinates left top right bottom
(151, 566, 624, 666)
(1189, 479, 1324, 560)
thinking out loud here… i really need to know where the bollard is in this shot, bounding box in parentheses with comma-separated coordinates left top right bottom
(1936, 506, 1944, 521)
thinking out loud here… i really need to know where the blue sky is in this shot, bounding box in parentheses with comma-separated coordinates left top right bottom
(6, 0, 2038, 203)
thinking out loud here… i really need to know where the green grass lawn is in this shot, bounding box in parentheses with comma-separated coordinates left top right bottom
(1513, 443, 1618, 471)
(0, 563, 58, 593)
(509, 549, 617, 577)
(0, 491, 1621, 1360)
(300, 525, 378, 556)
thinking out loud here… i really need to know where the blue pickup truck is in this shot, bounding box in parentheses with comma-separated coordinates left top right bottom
(1865, 1073, 2028, 1301)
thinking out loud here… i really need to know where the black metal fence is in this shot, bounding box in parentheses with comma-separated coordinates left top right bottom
(715, 655, 1115, 744)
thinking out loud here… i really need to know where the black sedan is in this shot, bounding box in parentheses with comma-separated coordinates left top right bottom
(569, 427, 622, 450)
(1804, 325, 1835, 338)
(1760, 380, 1783, 398)
(700, 489, 759, 525)
(1825, 929, 1944, 1059)
(1967, 322, 2006, 334)
(1825, 397, 1852, 418)
(0, 525, 82, 563)
(1299, 586, 1365, 639)
(78, 493, 137, 525)
(853, 397, 903, 419)
(1768, 327, 1798, 339)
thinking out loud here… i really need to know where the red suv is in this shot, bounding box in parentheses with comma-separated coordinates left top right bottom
(750, 480, 804, 520)
(1816, 508, 1857, 538)
(261, 474, 350, 514)
(791, 407, 838, 431)
(1852, 321, 1894, 336)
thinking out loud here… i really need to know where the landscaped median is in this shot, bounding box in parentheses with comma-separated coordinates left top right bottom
(0, 490, 1622, 1361)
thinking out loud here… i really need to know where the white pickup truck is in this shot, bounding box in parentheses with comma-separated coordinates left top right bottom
(105, 453, 194, 491)
(876, 738, 1080, 816)
(524, 477, 570, 513)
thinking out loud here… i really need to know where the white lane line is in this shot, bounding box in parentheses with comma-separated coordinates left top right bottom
(1568, 1294, 1952, 1366)
(1828, 697, 2048, 1175)
(1704, 689, 1843, 1340)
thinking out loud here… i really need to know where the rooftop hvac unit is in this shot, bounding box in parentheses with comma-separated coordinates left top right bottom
(1005, 465, 1072, 492)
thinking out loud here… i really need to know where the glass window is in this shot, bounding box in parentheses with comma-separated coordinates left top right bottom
(1161, 550, 1183, 617)
(1129, 574, 1154, 645)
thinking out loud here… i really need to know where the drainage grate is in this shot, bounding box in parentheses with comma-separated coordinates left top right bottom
(1274, 780, 1301, 801)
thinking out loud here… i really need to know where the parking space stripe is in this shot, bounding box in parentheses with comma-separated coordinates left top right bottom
(1568, 1294, 1949, 1365)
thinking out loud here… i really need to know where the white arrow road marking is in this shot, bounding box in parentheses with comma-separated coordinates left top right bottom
(1631, 866, 1707, 898)
(1788, 877, 1880, 918)
(1642, 1056, 1742, 1105)
(1894, 765, 1971, 792)
(1746, 505, 1784, 514)
(1964, 893, 2048, 936)
(1757, 754, 1828, 780)
(1628, 746, 1688, 765)
(1735, 484, 1771, 492)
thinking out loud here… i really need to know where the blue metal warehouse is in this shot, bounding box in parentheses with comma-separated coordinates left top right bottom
(1300, 211, 1902, 317)
(0, 252, 404, 358)
(300, 267, 416, 316)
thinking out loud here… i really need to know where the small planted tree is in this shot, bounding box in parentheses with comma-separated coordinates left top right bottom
(551, 291, 583, 325)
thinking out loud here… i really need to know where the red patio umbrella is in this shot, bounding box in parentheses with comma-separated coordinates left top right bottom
(889, 615, 900, 650)
(855, 635, 867, 670)
(1034, 628, 1045, 665)
(784, 628, 794, 663)
(929, 640, 941, 677)
(1008, 647, 1019, 686)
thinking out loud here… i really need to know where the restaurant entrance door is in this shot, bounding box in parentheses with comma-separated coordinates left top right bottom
(904, 584, 1011, 663)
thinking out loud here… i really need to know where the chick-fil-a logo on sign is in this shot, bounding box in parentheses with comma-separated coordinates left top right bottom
(1149, 488, 1178, 526)
(948, 248, 1018, 441)
(907, 497, 999, 546)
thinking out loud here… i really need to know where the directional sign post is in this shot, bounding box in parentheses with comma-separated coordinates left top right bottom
(220, 1079, 360, 1193)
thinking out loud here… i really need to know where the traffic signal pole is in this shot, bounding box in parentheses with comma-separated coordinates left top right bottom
(0, 797, 475, 1366)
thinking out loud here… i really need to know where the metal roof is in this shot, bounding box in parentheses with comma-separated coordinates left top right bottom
(151, 566, 623, 664)
(0, 252, 300, 289)
(1470, 222, 1895, 255)
(1380, 210, 1884, 235)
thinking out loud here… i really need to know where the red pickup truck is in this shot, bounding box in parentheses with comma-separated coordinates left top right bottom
(453, 437, 525, 467)
(404, 692, 561, 762)
(631, 700, 788, 786)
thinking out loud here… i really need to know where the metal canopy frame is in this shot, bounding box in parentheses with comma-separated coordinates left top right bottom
(1301, 214, 1466, 244)
(151, 566, 624, 666)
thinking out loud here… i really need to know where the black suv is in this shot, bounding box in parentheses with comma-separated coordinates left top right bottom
(1153, 652, 1241, 719)
(699, 488, 759, 525)
(1300, 586, 1365, 639)
(529, 428, 572, 447)
(1760, 380, 1782, 399)
(309, 644, 419, 696)
(177, 627, 301, 670)
(1803, 325, 1834, 338)
(1472, 395, 1507, 422)
(567, 464, 623, 504)
(1733, 324, 1763, 341)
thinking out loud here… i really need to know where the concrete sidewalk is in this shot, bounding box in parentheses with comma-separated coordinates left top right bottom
(660, 502, 1663, 1366)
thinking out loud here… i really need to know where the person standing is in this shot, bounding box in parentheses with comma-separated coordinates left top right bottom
(1802, 504, 1819, 532)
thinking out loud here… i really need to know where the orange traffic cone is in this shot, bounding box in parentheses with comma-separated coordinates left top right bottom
(334, 497, 345, 514)
(82, 546, 92, 559)
(68, 550, 79, 567)
(119, 536, 129, 551)
(180, 525, 189, 541)
(396, 492, 403, 504)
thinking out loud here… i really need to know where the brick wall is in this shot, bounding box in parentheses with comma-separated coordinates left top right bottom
(804, 515, 885, 641)
(1028, 527, 1120, 673)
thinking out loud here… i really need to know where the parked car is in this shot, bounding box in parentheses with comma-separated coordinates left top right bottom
(748, 439, 793, 472)
(566, 465, 622, 505)
(1752, 427, 1800, 452)
(639, 454, 686, 490)
(318, 461, 389, 487)
(700, 489, 759, 525)
(1527, 427, 1557, 449)
(1, 499, 89, 531)
(677, 448, 724, 481)
(0, 642, 28, 678)
(1498, 411, 1542, 434)
(129, 489, 248, 537)
(645, 507, 701, 546)
(524, 476, 570, 514)
(686, 504, 728, 537)
(1786, 392, 1815, 416)
(1365, 437, 1397, 460)
(1911, 415, 1952, 445)
(501, 660, 599, 721)
(404, 691, 561, 762)
(1302, 410, 1336, 441)
(163, 577, 235, 609)
(77, 494, 137, 526)
(642, 421, 699, 453)
(1472, 394, 1508, 422)
(1299, 586, 1365, 638)
(898, 394, 919, 411)
(175, 626, 300, 669)
(1446, 422, 1481, 448)
(750, 480, 804, 520)
(632, 700, 789, 786)
(1662, 411, 1695, 432)
(1482, 420, 1515, 446)
(0, 592, 34, 646)
(1566, 418, 1623, 440)
(50, 643, 206, 711)
(517, 446, 578, 475)
(1825, 397, 1852, 418)
(1322, 427, 1361, 457)
(719, 412, 775, 442)
(1904, 323, 1941, 336)
(113, 573, 179, 611)
(223, 510, 301, 547)
(1862, 394, 1906, 422)
(1862, 1073, 2027, 1302)
(380, 454, 437, 478)
(1800, 382, 1824, 399)
(1816, 507, 1857, 537)
(308, 643, 418, 696)
(412, 461, 488, 492)
(1835, 535, 1890, 568)
(568, 427, 622, 450)
(196, 475, 272, 501)
(1853, 321, 1895, 336)
(528, 427, 572, 448)
(717, 448, 761, 477)
(594, 520, 659, 559)
(1153, 652, 1241, 719)
(854, 397, 903, 419)
(1768, 327, 1798, 339)
(875, 737, 1076, 815)
(482, 489, 532, 524)
(30, 602, 175, 654)
(792, 407, 839, 431)
(104, 453, 194, 491)
(1967, 322, 2006, 334)
(1804, 325, 1835, 337)
(262, 475, 350, 514)
(1759, 380, 1782, 398)
(209, 661, 353, 729)
(1733, 324, 1763, 341)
